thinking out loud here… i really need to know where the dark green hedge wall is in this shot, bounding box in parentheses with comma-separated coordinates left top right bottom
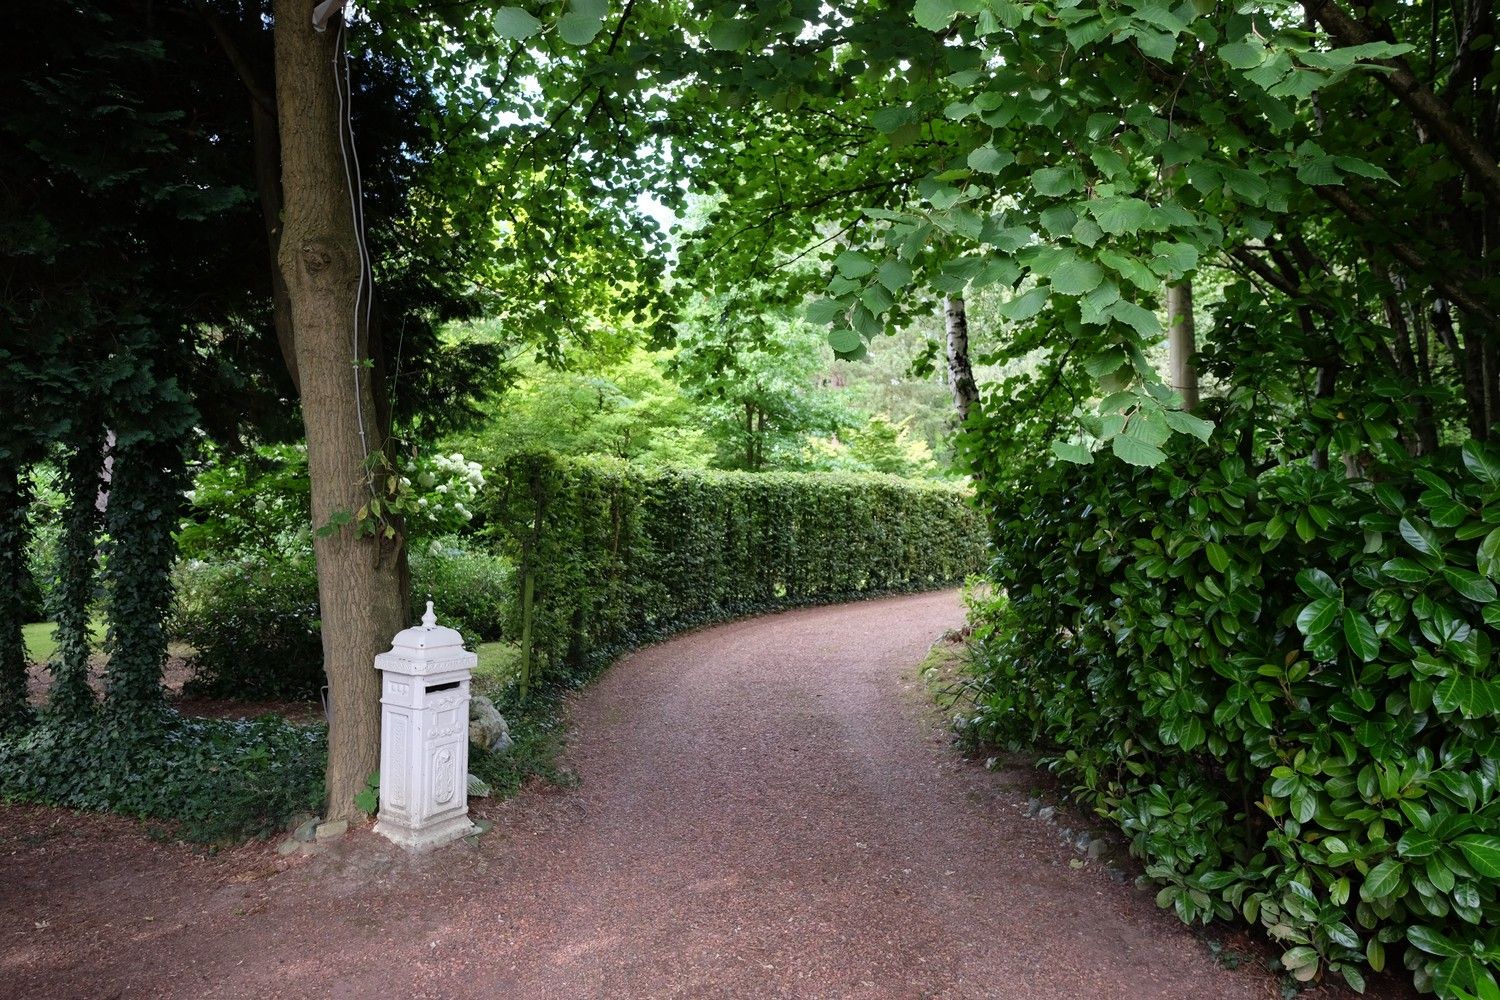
(483, 454, 986, 675)
(964, 438, 1500, 998)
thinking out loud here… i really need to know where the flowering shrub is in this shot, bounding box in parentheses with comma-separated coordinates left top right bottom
(181, 444, 487, 556)
(400, 451, 485, 538)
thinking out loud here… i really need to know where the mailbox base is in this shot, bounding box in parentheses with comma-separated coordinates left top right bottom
(374, 814, 477, 851)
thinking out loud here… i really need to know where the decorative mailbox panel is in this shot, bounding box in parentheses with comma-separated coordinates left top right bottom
(372, 602, 478, 850)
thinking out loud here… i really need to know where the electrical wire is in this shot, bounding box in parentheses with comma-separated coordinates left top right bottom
(333, 16, 374, 481)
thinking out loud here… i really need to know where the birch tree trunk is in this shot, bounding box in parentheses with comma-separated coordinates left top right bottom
(944, 295, 979, 422)
(273, 2, 405, 823)
(1166, 280, 1198, 411)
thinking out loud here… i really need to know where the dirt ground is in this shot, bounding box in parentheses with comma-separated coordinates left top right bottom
(1, 591, 1411, 999)
(24, 654, 323, 723)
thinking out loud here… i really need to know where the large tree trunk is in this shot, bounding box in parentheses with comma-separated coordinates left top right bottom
(273, 2, 405, 823)
(1166, 280, 1198, 411)
(944, 295, 979, 422)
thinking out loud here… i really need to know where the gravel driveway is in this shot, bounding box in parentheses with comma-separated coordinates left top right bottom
(2, 590, 1364, 999)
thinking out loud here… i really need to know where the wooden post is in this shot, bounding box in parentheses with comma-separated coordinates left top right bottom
(518, 563, 535, 699)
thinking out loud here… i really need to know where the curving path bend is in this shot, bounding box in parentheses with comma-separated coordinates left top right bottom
(1, 591, 1296, 999)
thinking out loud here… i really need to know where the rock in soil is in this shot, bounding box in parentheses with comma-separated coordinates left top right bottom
(314, 819, 347, 841)
(469, 695, 513, 753)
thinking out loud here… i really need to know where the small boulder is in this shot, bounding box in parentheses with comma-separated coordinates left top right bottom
(315, 818, 348, 841)
(292, 816, 321, 843)
(467, 773, 492, 798)
(469, 695, 513, 753)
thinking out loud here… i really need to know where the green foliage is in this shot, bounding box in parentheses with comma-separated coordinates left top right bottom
(102, 438, 187, 718)
(173, 557, 323, 701)
(47, 432, 105, 719)
(963, 435, 1500, 997)
(174, 545, 511, 700)
(0, 711, 323, 843)
(353, 771, 379, 816)
(178, 444, 313, 560)
(0, 468, 33, 731)
(450, 349, 712, 470)
(467, 681, 577, 800)
(671, 292, 852, 471)
(801, 414, 939, 478)
(408, 542, 513, 644)
(182, 444, 490, 560)
(485, 453, 986, 675)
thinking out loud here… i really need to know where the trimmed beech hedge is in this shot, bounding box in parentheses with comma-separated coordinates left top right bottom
(483, 454, 985, 673)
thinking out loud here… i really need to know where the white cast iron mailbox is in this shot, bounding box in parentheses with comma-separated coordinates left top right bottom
(373, 601, 478, 850)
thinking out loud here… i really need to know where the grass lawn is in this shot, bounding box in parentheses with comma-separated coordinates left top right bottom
(474, 640, 523, 697)
(23, 620, 179, 665)
(20, 621, 104, 664)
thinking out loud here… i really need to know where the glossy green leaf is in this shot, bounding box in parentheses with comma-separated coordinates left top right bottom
(1296, 568, 1339, 599)
(1454, 834, 1500, 878)
(1462, 441, 1500, 484)
(1359, 859, 1404, 901)
(1296, 597, 1340, 637)
(1399, 517, 1442, 557)
(1343, 610, 1380, 662)
(1443, 567, 1497, 603)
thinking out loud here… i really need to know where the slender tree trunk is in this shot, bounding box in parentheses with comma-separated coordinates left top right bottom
(0, 463, 33, 731)
(1311, 363, 1340, 470)
(944, 296, 979, 422)
(273, 2, 405, 823)
(1413, 301, 1439, 455)
(1433, 298, 1489, 439)
(102, 437, 182, 718)
(49, 427, 103, 718)
(755, 409, 766, 469)
(1166, 280, 1198, 411)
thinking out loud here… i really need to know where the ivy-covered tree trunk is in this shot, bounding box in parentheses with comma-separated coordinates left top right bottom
(1166, 280, 1197, 411)
(944, 295, 979, 422)
(0, 463, 34, 731)
(49, 429, 104, 718)
(102, 437, 183, 718)
(273, 1, 406, 823)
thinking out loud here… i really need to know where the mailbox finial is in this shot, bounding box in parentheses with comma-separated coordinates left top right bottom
(422, 600, 436, 628)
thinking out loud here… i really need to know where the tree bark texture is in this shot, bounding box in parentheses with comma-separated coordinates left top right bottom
(273, 2, 405, 822)
(1166, 280, 1198, 411)
(944, 296, 979, 422)
(204, 6, 298, 392)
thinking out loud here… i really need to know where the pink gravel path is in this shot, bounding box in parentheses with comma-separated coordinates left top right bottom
(2, 590, 1372, 999)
